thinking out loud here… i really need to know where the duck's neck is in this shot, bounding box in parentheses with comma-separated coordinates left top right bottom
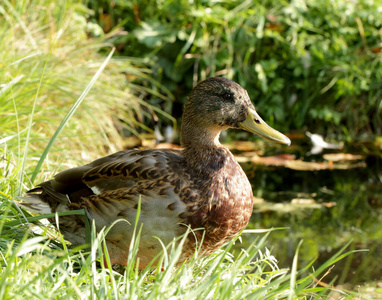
(181, 126, 222, 148)
(180, 99, 227, 148)
(181, 123, 236, 179)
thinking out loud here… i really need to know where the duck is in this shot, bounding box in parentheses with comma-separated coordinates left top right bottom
(21, 77, 290, 268)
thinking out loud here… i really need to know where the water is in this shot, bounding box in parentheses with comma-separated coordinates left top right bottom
(239, 142, 382, 286)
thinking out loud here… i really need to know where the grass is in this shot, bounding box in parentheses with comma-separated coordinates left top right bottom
(0, 199, 360, 299)
(1, 0, 173, 181)
(0, 0, 362, 299)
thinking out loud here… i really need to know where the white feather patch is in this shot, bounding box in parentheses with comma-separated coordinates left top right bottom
(90, 186, 102, 194)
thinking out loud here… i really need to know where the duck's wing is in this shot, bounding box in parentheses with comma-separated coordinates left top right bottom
(76, 149, 189, 242)
(23, 149, 191, 252)
(46, 149, 179, 196)
(29, 149, 183, 202)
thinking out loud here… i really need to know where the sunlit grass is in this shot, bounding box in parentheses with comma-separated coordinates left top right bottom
(0, 0, 173, 187)
(0, 189, 360, 300)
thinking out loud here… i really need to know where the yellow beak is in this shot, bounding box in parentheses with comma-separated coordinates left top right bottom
(239, 108, 291, 146)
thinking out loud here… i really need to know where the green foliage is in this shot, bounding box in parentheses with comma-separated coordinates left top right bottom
(88, 0, 382, 136)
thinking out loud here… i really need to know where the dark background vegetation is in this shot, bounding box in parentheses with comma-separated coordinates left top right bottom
(85, 0, 382, 139)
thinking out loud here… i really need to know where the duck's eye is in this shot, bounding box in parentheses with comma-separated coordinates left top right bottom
(222, 93, 232, 100)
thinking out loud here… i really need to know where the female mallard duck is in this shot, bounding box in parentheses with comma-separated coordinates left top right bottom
(22, 77, 290, 268)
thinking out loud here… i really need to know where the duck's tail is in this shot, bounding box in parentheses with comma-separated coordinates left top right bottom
(18, 189, 52, 214)
(18, 181, 70, 214)
(17, 182, 87, 246)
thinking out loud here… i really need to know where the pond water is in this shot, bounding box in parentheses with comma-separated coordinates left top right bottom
(236, 138, 382, 287)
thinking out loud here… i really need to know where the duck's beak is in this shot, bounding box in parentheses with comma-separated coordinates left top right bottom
(239, 108, 291, 146)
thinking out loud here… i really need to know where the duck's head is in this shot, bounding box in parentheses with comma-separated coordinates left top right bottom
(181, 77, 290, 147)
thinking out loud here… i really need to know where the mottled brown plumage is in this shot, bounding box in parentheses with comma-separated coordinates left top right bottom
(22, 77, 290, 268)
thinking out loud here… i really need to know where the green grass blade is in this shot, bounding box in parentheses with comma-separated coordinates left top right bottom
(3, 209, 87, 227)
(18, 48, 50, 193)
(30, 47, 116, 183)
(288, 240, 303, 300)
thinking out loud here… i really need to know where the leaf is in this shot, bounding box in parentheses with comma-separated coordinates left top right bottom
(133, 21, 177, 48)
(323, 153, 363, 162)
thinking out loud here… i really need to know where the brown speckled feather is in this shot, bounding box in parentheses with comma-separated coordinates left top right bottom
(22, 77, 290, 268)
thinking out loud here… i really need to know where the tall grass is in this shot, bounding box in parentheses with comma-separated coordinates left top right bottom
(0, 205, 360, 299)
(1, 0, 171, 185)
(0, 0, 360, 299)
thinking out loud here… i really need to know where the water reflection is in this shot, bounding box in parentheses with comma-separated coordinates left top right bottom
(240, 151, 382, 285)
